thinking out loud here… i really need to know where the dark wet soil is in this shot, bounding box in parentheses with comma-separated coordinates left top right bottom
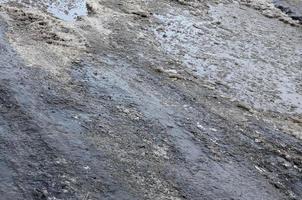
(273, 0, 302, 23)
(0, 0, 301, 200)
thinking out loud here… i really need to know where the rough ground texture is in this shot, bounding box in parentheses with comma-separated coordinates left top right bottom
(0, 0, 301, 199)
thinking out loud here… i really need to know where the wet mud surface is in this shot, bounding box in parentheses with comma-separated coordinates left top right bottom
(273, 0, 302, 23)
(0, 0, 301, 199)
(155, 2, 302, 115)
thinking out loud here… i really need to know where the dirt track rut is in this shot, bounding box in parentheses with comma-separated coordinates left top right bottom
(0, 0, 301, 199)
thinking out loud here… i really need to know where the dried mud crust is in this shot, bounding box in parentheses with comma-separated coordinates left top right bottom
(0, 0, 301, 200)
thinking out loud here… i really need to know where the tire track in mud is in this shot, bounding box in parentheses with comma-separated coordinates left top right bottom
(0, 19, 137, 200)
(0, 84, 72, 199)
(73, 1, 302, 197)
(0, 0, 301, 199)
(72, 52, 298, 199)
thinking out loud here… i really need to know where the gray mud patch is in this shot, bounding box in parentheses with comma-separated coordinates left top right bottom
(0, 0, 87, 21)
(154, 3, 302, 114)
(0, 0, 302, 199)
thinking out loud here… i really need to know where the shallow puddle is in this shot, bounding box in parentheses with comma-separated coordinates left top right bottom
(0, 0, 87, 21)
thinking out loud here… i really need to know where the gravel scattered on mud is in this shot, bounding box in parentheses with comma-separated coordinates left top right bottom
(0, 0, 301, 200)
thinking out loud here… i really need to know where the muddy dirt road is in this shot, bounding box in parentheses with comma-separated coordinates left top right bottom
(0, 0, 301, 199)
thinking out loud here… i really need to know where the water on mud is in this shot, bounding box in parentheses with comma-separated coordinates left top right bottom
(0, 0, 87, 21)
